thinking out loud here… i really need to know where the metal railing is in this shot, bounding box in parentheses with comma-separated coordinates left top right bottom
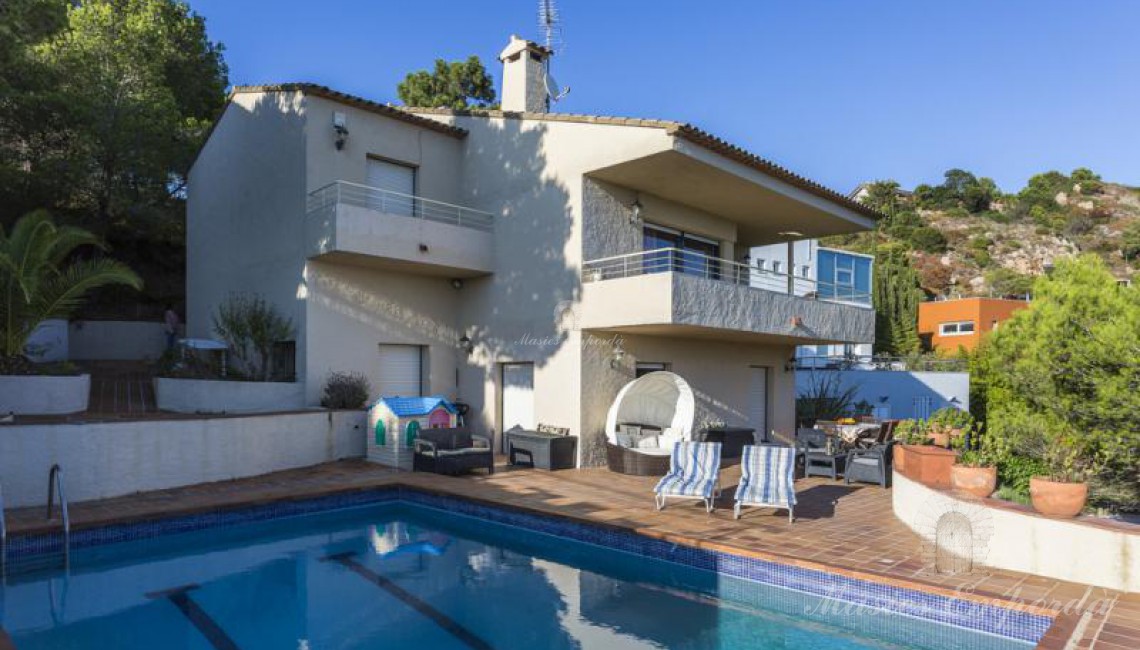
(306, 181, 494, 232)
(582, 248, 873, 306)
(47, 464, 70, 568)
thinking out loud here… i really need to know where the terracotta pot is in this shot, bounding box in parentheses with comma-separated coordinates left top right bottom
(950, 465, 997, 498)
(1029, 477, 1088, 517)
(894, 444, 959, 489)
(928, 432, 951, 448)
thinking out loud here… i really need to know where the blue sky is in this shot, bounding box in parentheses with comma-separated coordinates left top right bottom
(188, 0, 1139, 194)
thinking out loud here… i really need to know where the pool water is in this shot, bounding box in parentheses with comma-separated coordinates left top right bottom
(1, 502, 1033, 649)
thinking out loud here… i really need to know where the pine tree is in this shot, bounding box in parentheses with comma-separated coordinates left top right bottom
(873, 246, 922, 356)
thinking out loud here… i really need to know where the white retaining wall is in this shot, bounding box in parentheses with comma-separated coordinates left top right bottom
(155, 377, 306, 414)
(796, 370, 970, 420)
(893, 471, 1140, 593)
(0, 374, 90, 415)
(69, 320, 168, 361)
(0, 410, 366, 508)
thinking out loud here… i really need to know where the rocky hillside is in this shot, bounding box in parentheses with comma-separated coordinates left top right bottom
(823, 170, 1140, 297)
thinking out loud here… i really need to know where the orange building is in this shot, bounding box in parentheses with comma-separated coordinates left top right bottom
(917, 297, 1030, 353)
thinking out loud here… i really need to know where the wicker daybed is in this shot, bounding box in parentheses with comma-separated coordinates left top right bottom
(603, 371, 696, 476)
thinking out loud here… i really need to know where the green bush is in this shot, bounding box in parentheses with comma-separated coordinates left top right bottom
(320, 372, 371, 409)
(997, 455, 1049, 498)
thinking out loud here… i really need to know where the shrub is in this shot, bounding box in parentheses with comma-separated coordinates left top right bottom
(982, 255, 1140, 510)
(321, 372, 370, 409)
(997, 455, 1049, 497)
(795, 372, 857, 426)
(213, 294, 295, 382)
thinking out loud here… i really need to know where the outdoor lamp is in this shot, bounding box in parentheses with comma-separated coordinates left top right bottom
(629, 197, 643, 227)
(459, 333, 474, 355)
(333, 111, 349, 150)
(610, 336, 626, 368)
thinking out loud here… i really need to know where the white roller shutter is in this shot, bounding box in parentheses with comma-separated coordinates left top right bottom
(366, 158, 415, 216)
(377, 344, 422, 397)
(502, 363, 535, 431)
(749, 366, 768, 442)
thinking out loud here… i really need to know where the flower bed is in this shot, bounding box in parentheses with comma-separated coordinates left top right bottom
(0, 374, 90, 415)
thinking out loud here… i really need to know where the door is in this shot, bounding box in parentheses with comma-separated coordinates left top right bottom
(748, 366, 769, 443)
(501, 363, 535, 432)
(366, 158, 416, 216)
(377, 344, 422, 397)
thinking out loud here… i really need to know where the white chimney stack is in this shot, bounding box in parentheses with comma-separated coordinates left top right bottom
(498, 35, 551, 113)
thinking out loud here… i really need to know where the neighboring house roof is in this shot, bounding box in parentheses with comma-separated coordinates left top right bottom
(373, 395, 457, 417)
(229, 83, 469, 138)
(403, 106, 885, 221)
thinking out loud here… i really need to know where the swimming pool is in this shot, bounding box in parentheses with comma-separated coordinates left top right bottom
(1, 489, 1047, 649)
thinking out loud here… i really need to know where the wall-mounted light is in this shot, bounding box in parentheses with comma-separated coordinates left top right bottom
(459, 333, 474, 355)
(333, 112, 349, 150)
(450, 278, 464, 290)
(609, 336, 626, 369)
(784, 355, 796, 373)
(629, 196, 644, 227)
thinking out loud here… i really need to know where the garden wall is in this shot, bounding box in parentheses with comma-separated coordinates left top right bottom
(69, 320, 167, 361)
(0, 410, 366, 508)
(155, 377, 306, 413)
(797, 369, 969, 419)
(0, 374, 90, 415)
(893, 471, 1140, 593)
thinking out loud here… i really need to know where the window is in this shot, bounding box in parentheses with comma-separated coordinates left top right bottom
(636, 362, 671, 378)
(642, 224, 720, 279)
(801, 265, 811, 278)
(835, 256, 855, 286)
(771, 261, 783, 274)
(818, 249, 872, 305)
(270, 341, 296, 381)
(939, 321, 976, 336)
(366, 157, 417, 217)
(755, 259, 766, 270)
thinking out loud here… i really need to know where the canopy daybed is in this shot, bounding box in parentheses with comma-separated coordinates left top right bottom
(604, 371, 696, 476)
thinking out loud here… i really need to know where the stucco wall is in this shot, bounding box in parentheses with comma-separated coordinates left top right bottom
(796, 369, 970, 419)
(154, 377, 306, 414)
(893, 472, 1140, 593)
(0, 374, 89, 415)
(69, 320, 167, 360)
(304, 260, 462, 405)
(0, 410, 366, 508)
(186, 91, 310, 383)
(579, 332, 797, 466)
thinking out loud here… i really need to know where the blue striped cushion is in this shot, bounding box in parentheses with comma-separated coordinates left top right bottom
(735, 445, 796, 507)
(654, 442, 721, 497)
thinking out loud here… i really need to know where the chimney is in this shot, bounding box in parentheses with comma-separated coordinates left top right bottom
(499, 35, 551, 113)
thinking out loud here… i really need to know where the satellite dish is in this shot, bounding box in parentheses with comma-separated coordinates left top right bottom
(544, 68, 570, 103)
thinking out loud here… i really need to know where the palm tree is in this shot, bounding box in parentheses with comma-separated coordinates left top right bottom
(1, 211, 142, 367)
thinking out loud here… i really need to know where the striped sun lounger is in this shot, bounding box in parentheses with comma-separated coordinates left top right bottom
(734, 445, 797, 522)
(653, 441, 722, 513)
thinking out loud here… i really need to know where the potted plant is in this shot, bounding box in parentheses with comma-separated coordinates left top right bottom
(893, 419, 960, 489)
(950, 429, 998, 498)
(927, 407, 975, 448)
(1029, 427, 1091, 517)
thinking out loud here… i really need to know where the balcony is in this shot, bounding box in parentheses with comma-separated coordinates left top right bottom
(579, 248, 875, 344)
(305, 181, 494, 277)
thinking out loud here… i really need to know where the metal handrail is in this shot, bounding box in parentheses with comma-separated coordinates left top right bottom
(306, 180, 495, 232)
(582, 247, 873, 307)
(47, 464, 70, 567)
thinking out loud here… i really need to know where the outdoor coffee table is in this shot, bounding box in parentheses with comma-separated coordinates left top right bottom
(700, 426, 757, 459)
(506, 429, 577, 470)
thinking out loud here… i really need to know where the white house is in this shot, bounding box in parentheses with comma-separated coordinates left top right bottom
(186, 35, 880, 466)
(749, 240, 875, 367)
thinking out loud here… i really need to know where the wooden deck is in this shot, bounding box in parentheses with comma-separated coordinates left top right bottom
(4, 459, 1138, 649)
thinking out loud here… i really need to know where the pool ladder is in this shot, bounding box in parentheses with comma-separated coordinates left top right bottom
(47, 464, 71, 569)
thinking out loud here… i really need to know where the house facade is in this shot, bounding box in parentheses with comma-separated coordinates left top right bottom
(917, 296, 1029, 353)
(749, 239, 875, 367)
(186, 36, 878, 466)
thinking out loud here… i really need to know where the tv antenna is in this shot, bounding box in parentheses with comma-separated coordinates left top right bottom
(538, 0, 570, 103)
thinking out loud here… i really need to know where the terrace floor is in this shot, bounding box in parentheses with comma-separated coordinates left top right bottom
(4, 458, 1138, 649)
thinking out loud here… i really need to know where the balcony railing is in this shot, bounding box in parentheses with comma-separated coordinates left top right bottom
(306, 181, 494, 232)
(582, 248, 872, 306)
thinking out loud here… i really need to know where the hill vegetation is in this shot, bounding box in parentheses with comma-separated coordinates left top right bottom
(824, 169, 1140, 298)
